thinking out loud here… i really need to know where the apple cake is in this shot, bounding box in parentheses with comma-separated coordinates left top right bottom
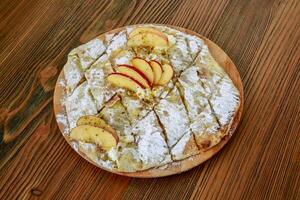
(57, 24, 241, 173)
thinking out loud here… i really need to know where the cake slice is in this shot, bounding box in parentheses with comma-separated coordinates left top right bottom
(105, 30, 136, 66)
(64, 38, 106, 94)
(168, 33, 193, 75)
(69, 38, 107, 70)
(171, 132, 199, 160)
(195, 45, 240, 129)
(113, 49, 135, 66)
(64, 81, 98, 130)
(120, 94, 152, 125)
(120, 82, 174, 126)
(63, 55, 84, 94)
(106, 31, 127, 56)
(154, 87, 189, 147)
(178, 66, 211, 118)
(99, 96, 143, 172)
(177, 66, 222, 150)
(132, 111, 172, 169)
(194, 44, 227, 91)
(207, 77, 240, 128)
(154, 86, 200, 160)
(186, 34, 204, 60)
(127, 25, 202, 72)
(85, 54, 123, 110)
(99, 95, 133, 143)
(98, 96, 143, 172)
(160, 26, 204, 76)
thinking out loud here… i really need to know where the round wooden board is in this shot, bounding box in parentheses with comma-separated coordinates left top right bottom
(53, 24, 244, 178)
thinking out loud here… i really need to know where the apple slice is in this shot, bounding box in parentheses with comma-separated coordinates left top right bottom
(158, 64, 174, 85)
(129, 27, 168, 42)
(107, 73, 144, 92)
(149, 60, 163, 85)
(77, 115, 117, 138)
(117, 65, 150, 88)
(70, 125, 117, 151)
(131, 57, 154, 86)
(127, 32, 168, 48)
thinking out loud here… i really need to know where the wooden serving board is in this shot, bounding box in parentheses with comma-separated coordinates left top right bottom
(53, 24, 244, 178)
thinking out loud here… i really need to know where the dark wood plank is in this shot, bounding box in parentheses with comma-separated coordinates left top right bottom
(0, 0, 299, 199)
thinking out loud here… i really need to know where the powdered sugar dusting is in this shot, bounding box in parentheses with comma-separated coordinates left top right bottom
(137, 131, 171, 168)
(113, 49, 135, 65)
(200, 44, 209, 57)
(56, 113, 70, 135)
(97, 159, 115, 169)
(190, 108, 220, 135)
(85, 54, 117, 110)
(106, 31, 127, 56)
(178, 66, 211, 106)
(63, 55, 84, 94)
(169, 34, 192, 74)
(100, 101, 133, 141)
(209, 77, 240, 126)
(178, 66, 220, 136)
(133, 111, 171, 168)
(132, 111, 161, 137)
(186, 35, 204, 58)
(195, 43, 240, 127)
(155, 87, 191, 147)
(70, 38, 106, 71)
(65, 82, 98, 129)
(171, 133, 191, 158)
(81, 38, 106, 59)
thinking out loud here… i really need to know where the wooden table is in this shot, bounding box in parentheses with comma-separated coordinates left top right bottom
(0, 0, 299, 199)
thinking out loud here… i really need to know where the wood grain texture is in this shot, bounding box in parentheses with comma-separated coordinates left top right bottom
(0, 0, 299, 199)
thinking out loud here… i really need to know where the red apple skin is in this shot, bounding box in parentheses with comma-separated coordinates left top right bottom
(149, 60, 163, 72)
(108, 73, 145, 89)
(131, 57, 154, 86)
(149, 60, 163, 85)
(150, 60, 162, 68)
(149, 60, 163, 71)
(117, 64, 151, 87)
